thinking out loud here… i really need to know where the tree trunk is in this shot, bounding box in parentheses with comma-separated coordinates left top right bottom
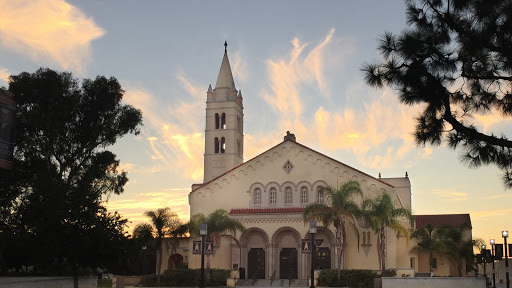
(206, 255, 211, 284)
(336, 227, 342, 284)
(380, 227, 386, 273)
(156, 240, 162, 284)
(429, 251, 433, 273)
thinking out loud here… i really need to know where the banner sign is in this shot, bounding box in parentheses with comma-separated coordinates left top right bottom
(205, 241, 214, 254)
(302, 239, 324, 253)
(192, 241, 202, 254)
(192, 240, 214, 255)
(0, 89, 16, 170)
(495, 244, 503, 260)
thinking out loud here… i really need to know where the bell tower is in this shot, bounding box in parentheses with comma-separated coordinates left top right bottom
(203, 42, 244, 183)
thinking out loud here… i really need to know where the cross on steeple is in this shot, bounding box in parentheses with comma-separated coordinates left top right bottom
(224, 41, 227, 53)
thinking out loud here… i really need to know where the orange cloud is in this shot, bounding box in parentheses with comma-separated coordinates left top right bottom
(106, 187, 191, 231)
(0, 0, 104, 73)
(0, 68, 10, 83)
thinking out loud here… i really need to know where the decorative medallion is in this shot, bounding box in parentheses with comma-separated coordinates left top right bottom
(282, 160, 294, 174)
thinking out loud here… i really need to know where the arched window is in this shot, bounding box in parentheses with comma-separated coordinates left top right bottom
(237, 115, 241, 131)
(215, 113, 220, 129)
(269, 187, 277, 205)
(367, 232, 371, 244)
(254, 188, 261, 205)
(285, 187, 292, 204)
(363, 232, 367, 244)
(317, 186, 324, 203)
(221, 113, 226, 129)
(301, 186, 308, 203)
(214, 137, 219, 153)
(221, 137, 226, 153)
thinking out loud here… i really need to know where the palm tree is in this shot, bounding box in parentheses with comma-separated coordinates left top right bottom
(436, 223, 481, 276)
(132, 223, 154, 275)
(361, 192, 412, 274)
(143, 207, 181, 283)
(189, 209, 245, 283)
(302, 181, 363, 284)
(410, 223, 443, 273)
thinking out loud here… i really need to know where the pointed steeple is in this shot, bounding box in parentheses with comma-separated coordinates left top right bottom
(215, 41, 236, 90)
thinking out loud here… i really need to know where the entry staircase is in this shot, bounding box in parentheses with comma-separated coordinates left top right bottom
(235, 279, 308, 287)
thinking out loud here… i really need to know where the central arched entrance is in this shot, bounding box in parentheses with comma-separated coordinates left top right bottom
(272, 226, 301, 280)
(248, 248, 265, 279)
(279, 248, 298, 279)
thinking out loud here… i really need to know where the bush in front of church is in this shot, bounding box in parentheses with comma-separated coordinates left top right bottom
(139, 268, 230, 286)
(318, 269, 382, 287)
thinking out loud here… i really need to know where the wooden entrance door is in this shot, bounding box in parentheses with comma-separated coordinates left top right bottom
(279, 248, 298, 279)
(248, 248, 265, 279)
(314, 247, 331, 269)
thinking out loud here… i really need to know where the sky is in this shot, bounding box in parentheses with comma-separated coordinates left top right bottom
(0, 0, 510, 244)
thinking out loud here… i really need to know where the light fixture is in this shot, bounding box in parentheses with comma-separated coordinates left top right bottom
(503, 231, 509, 238)
(200, 223, 208, 236)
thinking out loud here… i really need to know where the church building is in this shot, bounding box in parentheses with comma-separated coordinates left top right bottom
(160, 42, 473, 281)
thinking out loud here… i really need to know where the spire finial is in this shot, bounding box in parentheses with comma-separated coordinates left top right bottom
(224, 41, 227, 53)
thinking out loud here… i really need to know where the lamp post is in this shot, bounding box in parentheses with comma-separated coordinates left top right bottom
(503, 231, 509, 288)
(482, 244, 487, 283)
(491, 239, 496, 288)
(200, 223, 208, 288)
(310, 221, 317, 288)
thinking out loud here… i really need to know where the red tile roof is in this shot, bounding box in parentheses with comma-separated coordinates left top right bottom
(230, 207, 305, 214)
(414, 214, 471, 229)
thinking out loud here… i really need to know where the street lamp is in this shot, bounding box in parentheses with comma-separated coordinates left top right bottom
(503, 231, 509, 288)
(482, 244, 487, 283)
(309, 221, 317, 288)
(200, 223, 208, 288)
(491, 239, 496, 288)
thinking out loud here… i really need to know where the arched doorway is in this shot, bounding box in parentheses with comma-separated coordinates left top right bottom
(168, 254, 183, 269)
(241, 228, 269, 280)
(248, 248, 265, 279)
(272, 227, 301, 280)
(280, 248, 298, 279)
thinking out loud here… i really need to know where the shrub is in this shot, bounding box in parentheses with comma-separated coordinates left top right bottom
(318, 269, 379, 288)
(139, 268, 230, 287)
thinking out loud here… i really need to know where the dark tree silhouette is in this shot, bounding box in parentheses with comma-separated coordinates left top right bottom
(0, 68, 142, 284)
(363, 0, 512, 188)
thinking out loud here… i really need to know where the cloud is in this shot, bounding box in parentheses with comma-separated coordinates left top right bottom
(123, 77, 205, 182)
(0, 0, 105, 73)
(106, 187, 191, 230)
(432, 188, 467, 201)
(232, 51, 248, 83)
(0, 68, 10, 83)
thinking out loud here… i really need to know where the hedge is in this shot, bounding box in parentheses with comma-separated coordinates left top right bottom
(139, 268, 230, 287)
(318, 269, 396, 288)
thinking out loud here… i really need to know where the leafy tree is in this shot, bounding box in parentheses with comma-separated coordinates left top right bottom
(302, 181, 362, 284)
(363, 0, 512, 188)
(189, 209, 245, 283)
(0, 68, 142, 284)
(410, 223, 443, 273)
(361, 192, 412, 274)
(142, 207, 182, 282)
(436, 223, 480, 276)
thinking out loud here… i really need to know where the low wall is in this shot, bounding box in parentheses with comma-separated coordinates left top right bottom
(112, 276, 140, 288)
(0, 276, 97, 288)
(381, 277, 485, 288)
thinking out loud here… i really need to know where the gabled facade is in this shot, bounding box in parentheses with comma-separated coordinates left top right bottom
(158, 43, 474, 281)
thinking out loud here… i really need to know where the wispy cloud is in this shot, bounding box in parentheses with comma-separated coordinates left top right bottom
(123, 76, 205, 182)
(0, 0, 105, 73)
(0, 68, 10, 83)
(232, 50, 248, 84)
(432, 188, 467, 201)
(107, 187, 190, 230)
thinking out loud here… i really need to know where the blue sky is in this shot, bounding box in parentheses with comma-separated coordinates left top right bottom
(0, 0, 510, 244)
